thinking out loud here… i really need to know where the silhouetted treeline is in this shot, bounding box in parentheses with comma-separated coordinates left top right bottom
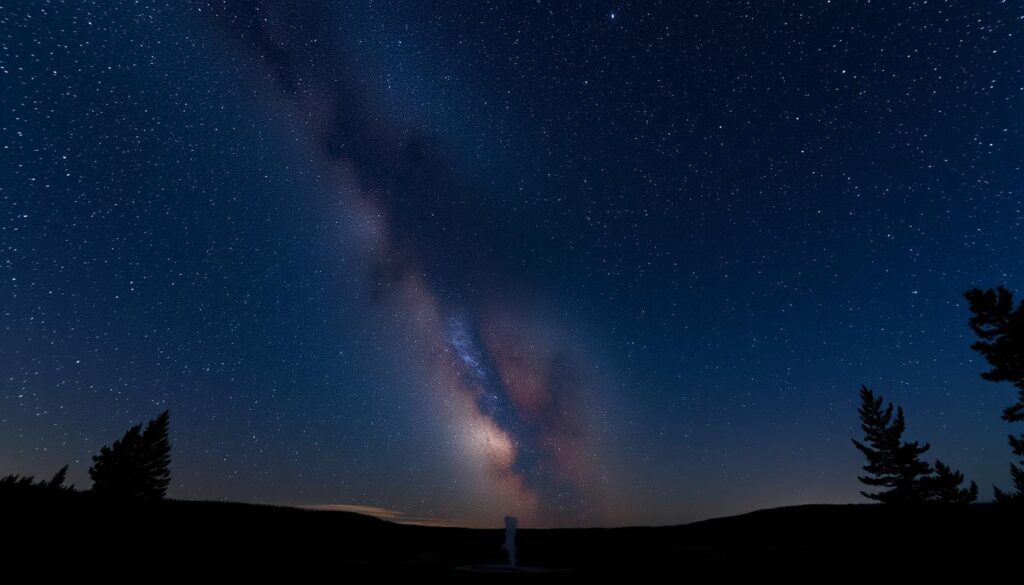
(845, 285, 1024, 506)
(0, 465, 74, 496)
(1, 410, 171, 502)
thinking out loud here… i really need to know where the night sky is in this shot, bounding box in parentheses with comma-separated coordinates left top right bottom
(2, 1, 1022, 528)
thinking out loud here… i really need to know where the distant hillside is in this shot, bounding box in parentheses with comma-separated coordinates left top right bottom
(5, 494, 1018, 578)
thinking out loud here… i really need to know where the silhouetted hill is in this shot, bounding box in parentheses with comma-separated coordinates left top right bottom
(5, 493, 1018, 579)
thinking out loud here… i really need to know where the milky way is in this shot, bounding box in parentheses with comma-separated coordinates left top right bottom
(2, 1, 1023, 528)
(200, 1, 611, 525)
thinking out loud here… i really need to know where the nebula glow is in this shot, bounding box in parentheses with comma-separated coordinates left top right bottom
(200, 1, 611, 526)
(4, 0, 1021, 529)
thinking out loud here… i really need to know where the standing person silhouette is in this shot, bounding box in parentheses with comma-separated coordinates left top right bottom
(502, 516, 518, 568)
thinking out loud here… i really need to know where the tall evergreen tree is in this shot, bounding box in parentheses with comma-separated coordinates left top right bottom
(141, 410, 171, 499)
(89, 422, 146, 499)
(852, 386, 933, 504)
(964, 286, 1024, 503)
(90, 410, 171, 500)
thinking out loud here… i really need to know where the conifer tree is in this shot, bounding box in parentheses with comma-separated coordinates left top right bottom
(141, 410, 171, 499)
(923, 460, 978, 504)
(0, 465, 73, 493)
(90, 410, 171, 500)
(964, 286, 1024, 503)
(852, 386, 933, 504)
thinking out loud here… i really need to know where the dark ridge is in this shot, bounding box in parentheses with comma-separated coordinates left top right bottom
(5, 493, 1018, 579)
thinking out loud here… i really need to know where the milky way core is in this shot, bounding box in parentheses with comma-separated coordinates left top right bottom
(200, 1, 613, 526)
(3, 1, 1021, 528)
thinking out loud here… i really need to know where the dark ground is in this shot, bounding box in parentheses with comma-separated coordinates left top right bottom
(4, 493, 1018, 580)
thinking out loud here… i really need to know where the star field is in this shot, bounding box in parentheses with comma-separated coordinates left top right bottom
(1, 1, 1022, 526)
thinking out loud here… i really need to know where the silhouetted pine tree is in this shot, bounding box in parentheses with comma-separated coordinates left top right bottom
(90, 410, 171, 500)
(90, 422, 145, 498)
(46, 464, 69, 490)
(852, 386, 933, 504)
(922, 460, 978, 504)
(141, 410, 171, 499)
(0, 465, 73, 494)
(964, 286, 1024, 504)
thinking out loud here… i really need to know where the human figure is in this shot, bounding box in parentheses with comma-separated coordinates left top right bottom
(502, 515, 518, 567)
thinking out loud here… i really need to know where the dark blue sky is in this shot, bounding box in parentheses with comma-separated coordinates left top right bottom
(1, 1, 1022, 527)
